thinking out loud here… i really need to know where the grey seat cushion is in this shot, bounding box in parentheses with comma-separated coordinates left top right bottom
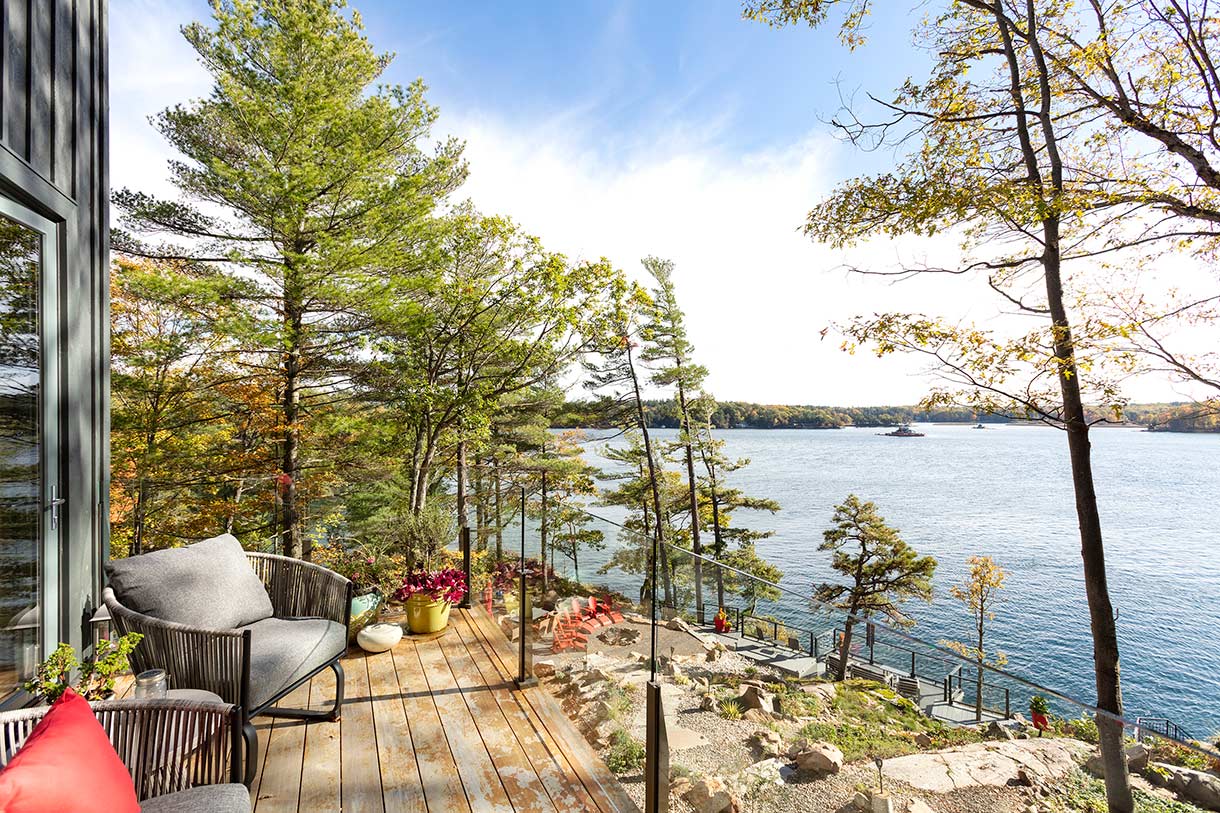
(239, 617, 346, 709)
(106, 534, 274, 629)
(140, 784, 251, 813)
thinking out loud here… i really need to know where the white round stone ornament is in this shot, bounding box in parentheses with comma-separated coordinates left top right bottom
(356, 622, 403, 653)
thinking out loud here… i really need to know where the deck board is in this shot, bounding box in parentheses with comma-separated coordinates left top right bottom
(249, 608, 638, 813)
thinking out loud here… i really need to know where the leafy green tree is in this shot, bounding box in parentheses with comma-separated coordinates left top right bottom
(817, 495, 936, 682)
(744, 3, 1166, 805)
(112, 0, 464, 558)
(365, 208, 619, 521)
(942, 556, 1009, 723)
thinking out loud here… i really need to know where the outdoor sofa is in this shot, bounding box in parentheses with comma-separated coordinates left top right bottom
(0, 697, 250, 811)
(103, 534, 353, 785)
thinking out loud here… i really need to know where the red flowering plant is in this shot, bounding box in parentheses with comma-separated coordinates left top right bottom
(394, 567, 468, 606)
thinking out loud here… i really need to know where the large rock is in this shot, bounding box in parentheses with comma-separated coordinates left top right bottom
(738, 685, 780, 714)
(882, 738, 1091, 794)
(801, 682, 837, 704)
(742, 708, 774, 725)
(792, 741, 844, 775)
(1085, 743, 1151, 777)
(681, 776, 740, 813)
(749, 729, 784, 758)
(1145, 762, 1220, 811)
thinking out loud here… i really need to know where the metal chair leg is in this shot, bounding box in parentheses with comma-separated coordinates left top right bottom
(326, 660, 344, 722)
(242, 722, 259, 788)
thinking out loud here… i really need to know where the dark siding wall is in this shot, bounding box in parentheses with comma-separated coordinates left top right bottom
(1, 0, 108, 654)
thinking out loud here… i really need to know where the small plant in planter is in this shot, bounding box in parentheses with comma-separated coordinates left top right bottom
(313, 539, 405, 635)
(394, 568, 468, 634)
(1029, 694, 1051, 735)
(24, 632, 144, 703)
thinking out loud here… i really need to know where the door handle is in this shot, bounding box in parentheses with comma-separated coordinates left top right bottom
(46, 485, 65, 531)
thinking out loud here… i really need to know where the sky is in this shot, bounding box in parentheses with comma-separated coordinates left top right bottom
(109, 0, 1203, 406)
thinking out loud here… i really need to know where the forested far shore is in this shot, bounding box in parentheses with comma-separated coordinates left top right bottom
(551, 400, 1220, 432)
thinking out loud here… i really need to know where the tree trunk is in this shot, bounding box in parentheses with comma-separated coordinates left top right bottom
(993, 4, 1133, 806)
(456, 440, 469, 530)
(676, 378, 704, 620)
(710, 489, 725, 607)
(975, 613, 985, 722)
(280, 270, 304, 559)
(836, 615, 856, 682)
(494, 470, 503, 559)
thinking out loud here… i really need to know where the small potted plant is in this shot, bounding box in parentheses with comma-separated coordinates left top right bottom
(395, 568, 467, 634)
(1029, 694, 1051, 735)
(24, 632, 144, 703)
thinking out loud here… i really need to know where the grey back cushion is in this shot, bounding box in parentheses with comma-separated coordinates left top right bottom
(106, 534, 274, 629)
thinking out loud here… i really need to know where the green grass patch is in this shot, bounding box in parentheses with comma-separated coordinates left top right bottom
(796, 679, 982, 762)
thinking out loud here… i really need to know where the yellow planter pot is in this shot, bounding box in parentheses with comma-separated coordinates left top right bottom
(405, 594, 452, 634)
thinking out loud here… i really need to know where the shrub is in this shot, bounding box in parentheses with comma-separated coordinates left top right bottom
(24, 633, 144, 702)
(719, 699, 744, 720)
(605, 730, 646, 774)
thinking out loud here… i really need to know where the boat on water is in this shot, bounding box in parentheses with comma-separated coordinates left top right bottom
(879, 423, 925, 437)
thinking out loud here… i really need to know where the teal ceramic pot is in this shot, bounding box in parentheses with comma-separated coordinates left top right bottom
(349, 591, 383, 639)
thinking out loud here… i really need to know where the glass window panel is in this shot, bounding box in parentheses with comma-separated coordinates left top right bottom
(0, 214, 42, 700)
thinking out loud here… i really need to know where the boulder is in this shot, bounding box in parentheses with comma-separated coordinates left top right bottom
(986, 721, 1016, 741)
(735, 757, 787, 787)
(700, 693, 718, 712)
(534, 660, 556, 678)
(913, 733, 933, 749)
(681, 776, 740, 813)
(749, 729, 784, 758)
(1145, 762, 1220, 811)
(742, 708, 774, 724)
(666, 617, 692, 633)
(793, 741, 844, 775)
(851, 791, 870, 811)
(882, 739, 1092, 794)
(355, 622, 403, 653)
(801, 682, 837, 704)
(738, 685, 780, 714)
(1085, 742, 1151, 777)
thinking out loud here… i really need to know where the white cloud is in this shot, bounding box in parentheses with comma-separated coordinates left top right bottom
(449, 114, 1001, 405)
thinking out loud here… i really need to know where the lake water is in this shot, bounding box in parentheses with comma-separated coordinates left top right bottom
(574, 424, 1220, 737)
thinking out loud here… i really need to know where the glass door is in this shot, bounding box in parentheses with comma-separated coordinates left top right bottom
(0, 197, 60, 703)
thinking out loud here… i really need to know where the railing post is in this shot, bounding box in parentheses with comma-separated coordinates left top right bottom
(515, 485, 536, 689)
(459, 527, 472, 610)
(644, 681, 670, 813)
(1005, 688, 1010, 719)
(814, 635, 820, 659)
(910, 651, 916, 678)
(808, 631, 814, 657)
(772, 619, 778, 643)
(539, 472, 548, 594)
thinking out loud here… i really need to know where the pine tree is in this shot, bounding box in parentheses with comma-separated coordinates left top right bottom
(112, 0, 464, 557)
(817, 495, 936, 682)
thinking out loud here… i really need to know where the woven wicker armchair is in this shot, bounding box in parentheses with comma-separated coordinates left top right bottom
(104, 547, 353, 786)
(0, 698, 248, 811)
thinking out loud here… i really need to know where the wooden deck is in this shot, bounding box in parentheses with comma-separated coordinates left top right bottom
(247, 607, 639, 813)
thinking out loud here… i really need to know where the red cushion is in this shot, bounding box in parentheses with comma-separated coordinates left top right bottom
(0, 688, 139, 813)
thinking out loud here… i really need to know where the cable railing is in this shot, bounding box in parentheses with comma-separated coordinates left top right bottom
(451, 470, 1219, 812)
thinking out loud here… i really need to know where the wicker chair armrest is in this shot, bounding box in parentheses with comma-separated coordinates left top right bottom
(0, 698, 242, 799)
(103, 588, 250, 709)
(245, 553, 352, 629)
